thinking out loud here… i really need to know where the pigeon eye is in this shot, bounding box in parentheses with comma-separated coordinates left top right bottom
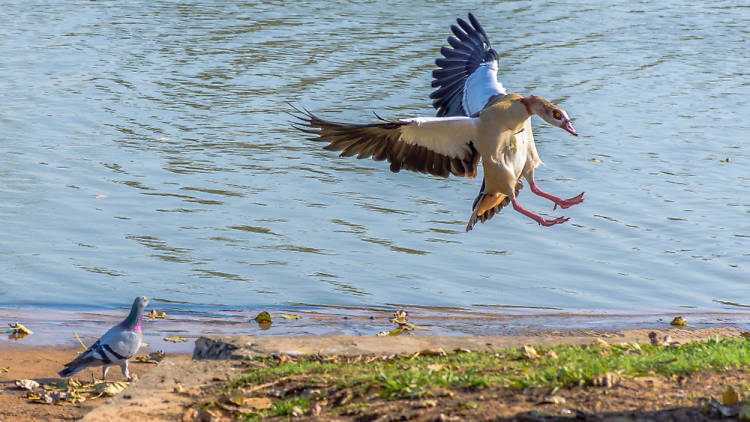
(553, 111, 562, 120)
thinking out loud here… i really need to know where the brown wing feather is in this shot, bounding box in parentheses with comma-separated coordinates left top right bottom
(290, 106, 479, 178)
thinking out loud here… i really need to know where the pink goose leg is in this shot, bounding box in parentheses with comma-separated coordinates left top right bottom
(511, 198, 569, 227)
(528, 180, 584, 210)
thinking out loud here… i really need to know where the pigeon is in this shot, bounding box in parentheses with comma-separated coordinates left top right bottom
(59, 296, 148, 381)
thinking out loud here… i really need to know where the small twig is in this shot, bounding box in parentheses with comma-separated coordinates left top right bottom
(74, 332, 87, 350)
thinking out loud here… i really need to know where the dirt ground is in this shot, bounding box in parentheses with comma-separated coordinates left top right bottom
(2, 327, 749, 421)
(0, 345, 190, 422)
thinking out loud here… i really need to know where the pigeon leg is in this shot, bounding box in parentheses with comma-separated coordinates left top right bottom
(528, 180, 584, 210)
(511, 198, 568, 226)
(102, 366, 110, 380)
(121, 361, 132, 381)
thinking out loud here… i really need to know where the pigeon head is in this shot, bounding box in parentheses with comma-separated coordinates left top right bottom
(121, 296, 149, 332)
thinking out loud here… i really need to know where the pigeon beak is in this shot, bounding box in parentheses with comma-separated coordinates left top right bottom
(561, 119, 578, 136)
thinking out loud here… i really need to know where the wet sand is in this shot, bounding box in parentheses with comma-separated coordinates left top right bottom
(0, 344, 192, 421)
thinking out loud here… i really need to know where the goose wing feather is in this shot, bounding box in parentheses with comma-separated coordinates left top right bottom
(291, 107, 480, 178)
(431, 13, 506, 117)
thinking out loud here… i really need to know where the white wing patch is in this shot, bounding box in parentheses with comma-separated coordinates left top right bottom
(462, 62, 506, 116)
(398, 116, 480, 158)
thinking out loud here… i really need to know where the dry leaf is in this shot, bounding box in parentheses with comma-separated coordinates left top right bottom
(546, 350, 559, 359)
(426, 363, 445, 371)
(722, 386, 740, 405)
(542, 395, 566, 405)
(279, 314, 301, 320)
(134, 351, 165, 364)
(8, 322, 33, 335)
(94, 381, 129, 396)
(16, 379, 40, 390)
(147, 309, 167, 319)
(420, 347, 447, 357)
(164, 336, 188, 343)
(670, 316, 686, 326)
(523, 345, 539, 360)
(588, 158, 602, 162)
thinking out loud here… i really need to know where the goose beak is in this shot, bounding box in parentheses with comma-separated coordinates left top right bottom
(561, 119, 578, 136)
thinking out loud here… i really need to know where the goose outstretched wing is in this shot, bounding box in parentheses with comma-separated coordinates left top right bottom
(430, 13, 506, 117)
(292, 107, 481, 178)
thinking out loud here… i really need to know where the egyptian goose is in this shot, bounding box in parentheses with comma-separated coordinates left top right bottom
(292, 14, 583, 232)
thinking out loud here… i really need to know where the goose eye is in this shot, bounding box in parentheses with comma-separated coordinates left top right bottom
(553, 111, 562, 120)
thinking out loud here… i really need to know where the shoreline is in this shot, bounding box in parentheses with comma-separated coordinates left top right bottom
(2, 305, 749, 351)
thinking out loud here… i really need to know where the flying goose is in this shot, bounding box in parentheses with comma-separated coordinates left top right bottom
(292, 14, 583, 231)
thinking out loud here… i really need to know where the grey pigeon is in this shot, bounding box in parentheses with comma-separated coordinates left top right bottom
(59, 296, 149, 381)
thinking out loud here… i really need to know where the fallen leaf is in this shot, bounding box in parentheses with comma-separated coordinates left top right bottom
(94, 381, 129, 396)
(134, 351, 165, 364)
(542, 395, 566, 405)
(588, 158, 602, 162)
(147, 309, 167, 319)
(546, 350, 559, 359)
(670, 316, 686, 326)
(290, 406, 304, 417)
(16, 379, 40, 390)
(426, 363, 445, 371)
(8, 322, 33, 335)
(279, 314, 301, 320)
(387, 328, 404, 336)
(421, 347, 447, 357)
(523, 345, 539, 360)
(164, 336, 188, 343)
(722, 386, 740, 405)
(741, 332, 750, 341)
(1, 367, 9, 373)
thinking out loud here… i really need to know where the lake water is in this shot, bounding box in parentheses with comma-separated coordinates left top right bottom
(1, 1, 748, 327)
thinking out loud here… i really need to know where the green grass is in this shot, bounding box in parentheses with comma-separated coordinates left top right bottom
(228, 337, 750, 402)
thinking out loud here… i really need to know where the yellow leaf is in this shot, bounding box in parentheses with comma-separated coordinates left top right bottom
(94, 381, 129, 396)
(387, 328, 403, 336)
(523, 345, 539, 360)
(588, 158, 602, 163)
(147, 309, 167, 319)
(134, 351, 165, 364)
(279, 314, 301, 320)
(670, 316, 686, 326)
(722, 386, 739, 405)
(8, 322, 33, 335)
(164, 336, 187, 343)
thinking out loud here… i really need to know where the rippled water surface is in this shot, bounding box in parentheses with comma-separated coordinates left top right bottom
(1, 1, 748, 317)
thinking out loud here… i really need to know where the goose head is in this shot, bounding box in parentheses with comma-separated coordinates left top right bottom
(522, 95, 578, 136)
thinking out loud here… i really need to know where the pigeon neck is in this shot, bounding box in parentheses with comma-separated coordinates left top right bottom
(121, 304, 143, 332)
